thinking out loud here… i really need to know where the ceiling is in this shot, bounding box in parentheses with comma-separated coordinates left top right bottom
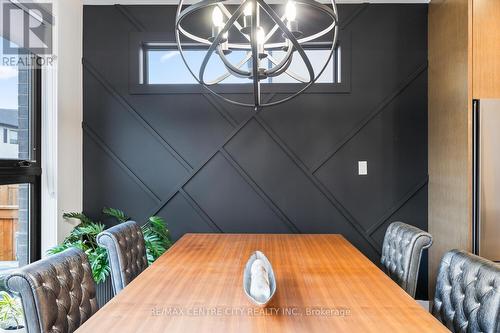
(83, 0, 430, 5)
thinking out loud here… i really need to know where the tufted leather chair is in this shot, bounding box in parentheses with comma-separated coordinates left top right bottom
(380, 222, 433, 298)
(432, 250, 500, 333)
(5, 248, 98, 333)
(96, 221, 148, 295)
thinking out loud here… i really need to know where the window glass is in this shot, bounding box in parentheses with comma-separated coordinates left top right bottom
(9, 130, 18, 145)
(147, 47, 336, 85)
(0, 35, 39, 273)
(148, 49, 253, 84)
(0, 37, 32, 160)
(0, 183, 30, 273)
(268, 49, 334, 83)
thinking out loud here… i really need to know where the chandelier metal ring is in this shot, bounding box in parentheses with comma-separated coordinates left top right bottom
(175, 0, 339, 108)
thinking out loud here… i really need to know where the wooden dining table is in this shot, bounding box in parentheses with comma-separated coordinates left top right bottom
(76, 234, 448, 333)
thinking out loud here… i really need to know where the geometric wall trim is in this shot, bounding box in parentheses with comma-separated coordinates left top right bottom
(83, 4, 428, 297)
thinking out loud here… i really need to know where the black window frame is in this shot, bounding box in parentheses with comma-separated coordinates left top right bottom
(128, 31, 351, 95)
(0, 62, 42, 263)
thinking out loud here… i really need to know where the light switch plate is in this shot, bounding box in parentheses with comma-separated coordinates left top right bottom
(358, 161, 368, 175)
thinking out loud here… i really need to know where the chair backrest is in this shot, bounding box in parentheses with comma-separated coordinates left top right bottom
(380, 221, 433, 297)
(96, 221, 148, 294)
(432, 250, 500, 333)
(5, 248, 98, 333)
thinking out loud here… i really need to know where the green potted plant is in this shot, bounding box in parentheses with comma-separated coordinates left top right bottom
(100, 208, 172, 264)
(47, 208, 172, 306)
(0, 291, 25, 333)
(46, 214, 109, 284)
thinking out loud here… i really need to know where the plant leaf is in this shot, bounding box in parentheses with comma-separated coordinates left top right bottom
(63, 212, 95, 225)
(102, 207, 129, 223)
(0, 291, 23, 329)
(47, 219, 108, 284)
(142, 216, 172, 265)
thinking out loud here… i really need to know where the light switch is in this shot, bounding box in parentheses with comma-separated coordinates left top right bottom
(358, 161, 368, 175)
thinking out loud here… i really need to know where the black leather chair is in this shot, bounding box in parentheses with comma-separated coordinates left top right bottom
(432, 250, 499, 333)
(380, 222, 433, 298)
(96, 221, 148, 294)
(5, 248, 98, 333)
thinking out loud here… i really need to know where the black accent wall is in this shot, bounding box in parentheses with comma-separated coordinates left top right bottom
(83, 4, 428, 297)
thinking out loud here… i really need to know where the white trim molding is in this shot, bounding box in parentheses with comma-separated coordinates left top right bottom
(41, 48, 58, 256)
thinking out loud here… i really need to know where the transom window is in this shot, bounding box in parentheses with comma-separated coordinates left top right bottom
(145, 43, 341, 85)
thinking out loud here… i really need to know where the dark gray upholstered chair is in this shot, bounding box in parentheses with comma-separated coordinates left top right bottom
(432, 250, 500, 333)
(96, 221, 148, 294)
(5, 248, 98, 333)
(380, 221, 433, 298)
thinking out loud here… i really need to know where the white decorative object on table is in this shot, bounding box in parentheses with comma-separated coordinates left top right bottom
(250, 259, 271, 301)
(243, 251, 276, 307)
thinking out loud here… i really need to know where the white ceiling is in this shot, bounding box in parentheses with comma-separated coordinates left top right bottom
(83, 0, 430, 5)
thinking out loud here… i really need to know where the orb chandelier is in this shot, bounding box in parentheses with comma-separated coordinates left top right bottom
(175, 0, 338, 109)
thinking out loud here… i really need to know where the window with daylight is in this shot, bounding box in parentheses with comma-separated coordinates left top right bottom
(0, 36, 41, 273)
(145, 43, 341, 85)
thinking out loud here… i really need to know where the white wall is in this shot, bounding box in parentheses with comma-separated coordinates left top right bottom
(55, 0, 83, 243)
(41, 0, 83, 254)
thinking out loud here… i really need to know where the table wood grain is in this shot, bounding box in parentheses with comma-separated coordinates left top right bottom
(77, 234, 448, 333)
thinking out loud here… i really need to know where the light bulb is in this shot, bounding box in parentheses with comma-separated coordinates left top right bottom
(256, 28, 265, 54)
(212, 7, 224, 27)
(244, 2, 252, 16)
(257, 28, 265, 46)
(285, 1, 296, 22)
